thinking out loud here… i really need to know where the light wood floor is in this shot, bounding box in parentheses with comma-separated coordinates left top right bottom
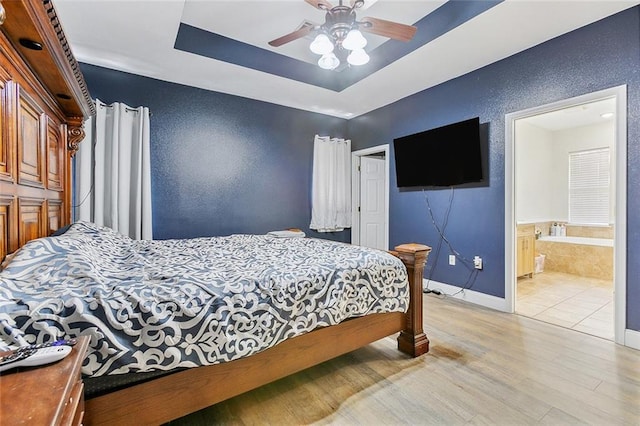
(168, 296, 639, 425)
(517, 271, 613, 340)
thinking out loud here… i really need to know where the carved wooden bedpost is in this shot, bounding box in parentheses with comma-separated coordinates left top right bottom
(393, 243, 431, 357)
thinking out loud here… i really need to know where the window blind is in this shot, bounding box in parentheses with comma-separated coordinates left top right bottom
(569, 147, 610, 225)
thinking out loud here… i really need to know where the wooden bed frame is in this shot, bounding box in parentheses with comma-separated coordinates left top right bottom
(0, 1, 432, 424)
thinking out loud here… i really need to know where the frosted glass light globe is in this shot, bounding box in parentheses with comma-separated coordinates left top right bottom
(347, 48, 370, 66)
(318, 53, 340, 70)
(342, 29, 367, 51)
(310, 34, 334, 55)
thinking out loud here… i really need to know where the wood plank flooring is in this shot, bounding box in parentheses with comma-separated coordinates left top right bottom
(168, 295, 639, 425)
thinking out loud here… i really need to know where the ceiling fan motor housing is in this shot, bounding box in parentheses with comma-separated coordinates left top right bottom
(323, 6, 357, 46)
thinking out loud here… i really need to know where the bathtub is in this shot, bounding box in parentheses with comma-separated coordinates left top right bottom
(535, 236, 613, 279)
(539, 235, 613, 247)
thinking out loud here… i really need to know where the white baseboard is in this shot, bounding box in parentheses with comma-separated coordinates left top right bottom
(625, 328, 640, 350)
(423, 279, 509, 312)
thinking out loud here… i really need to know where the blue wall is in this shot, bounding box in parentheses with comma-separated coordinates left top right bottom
(80, 63, 349, 242)
(348, 6, 640, 331)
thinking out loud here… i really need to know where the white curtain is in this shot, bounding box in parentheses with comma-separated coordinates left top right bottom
(310, 135, 352, 232)
(75, 99, 153, 239)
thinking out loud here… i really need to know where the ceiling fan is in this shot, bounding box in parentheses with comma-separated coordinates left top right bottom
(268, 0, 417, 70)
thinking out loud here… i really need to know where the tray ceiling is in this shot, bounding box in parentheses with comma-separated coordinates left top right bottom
(53, 0, 639, 118)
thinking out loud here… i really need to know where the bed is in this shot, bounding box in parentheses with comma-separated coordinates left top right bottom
(1, 222, 430, 424)
(2, 221, 417, 378)
(0, 1, 431, 424)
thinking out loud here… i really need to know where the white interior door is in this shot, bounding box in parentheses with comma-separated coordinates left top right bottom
(359, 156, 386, 250)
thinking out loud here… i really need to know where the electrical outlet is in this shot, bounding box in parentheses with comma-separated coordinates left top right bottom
(474, 256, 483, 270)
(449, 255, 456, 266)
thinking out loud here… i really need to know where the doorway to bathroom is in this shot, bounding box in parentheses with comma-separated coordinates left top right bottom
(505, 86, 627, 345)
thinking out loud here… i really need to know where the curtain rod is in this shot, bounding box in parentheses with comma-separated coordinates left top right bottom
(97, 102, 152, 116)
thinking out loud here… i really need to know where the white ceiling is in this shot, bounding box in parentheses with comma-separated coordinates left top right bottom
(523, 98, 617, 131)
(52, 0, 639, 119)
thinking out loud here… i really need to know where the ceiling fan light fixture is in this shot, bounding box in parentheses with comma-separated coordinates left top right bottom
(347, 48, 369, 66)
(310, 34, 334, 55)
(270, 0, 417, 71)
(318, 52, 340, 70)
(342, 29, 367, 51)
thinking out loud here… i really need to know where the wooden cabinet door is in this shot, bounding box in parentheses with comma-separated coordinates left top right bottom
(17, 87, 45, 188)
(517, 225, 535, 277)
(517, 236, 526, 277)
(523, 235, 535, 276)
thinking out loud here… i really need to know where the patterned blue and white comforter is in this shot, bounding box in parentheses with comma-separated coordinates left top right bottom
(0, 222, 408, 377)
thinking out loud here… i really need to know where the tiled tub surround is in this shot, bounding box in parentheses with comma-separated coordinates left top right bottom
(533, 223, 614, 280)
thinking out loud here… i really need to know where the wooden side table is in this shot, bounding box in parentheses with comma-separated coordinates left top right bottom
(0, 335, 90, 425)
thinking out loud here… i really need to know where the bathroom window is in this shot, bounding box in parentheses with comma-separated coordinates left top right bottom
(569, 147, 610, 225)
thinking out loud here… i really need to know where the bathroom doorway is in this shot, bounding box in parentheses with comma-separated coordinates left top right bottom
(505, 86, 627, 345)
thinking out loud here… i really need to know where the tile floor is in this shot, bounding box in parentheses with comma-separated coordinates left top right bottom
(516, 270, 614, 340)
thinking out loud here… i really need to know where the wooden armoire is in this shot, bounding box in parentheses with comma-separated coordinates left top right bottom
(0, 0, 94, 261)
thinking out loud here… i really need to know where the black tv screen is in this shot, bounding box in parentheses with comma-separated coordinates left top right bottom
(393, 117, 483, 187)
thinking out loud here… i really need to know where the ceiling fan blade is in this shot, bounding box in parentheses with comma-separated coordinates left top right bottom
(305, 0, 334, 10)
(268, 22, 315, 47)
(360, 17, 417, 42)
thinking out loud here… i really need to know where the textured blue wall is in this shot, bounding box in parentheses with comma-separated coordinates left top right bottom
(348, 7, 640, 331)
(80, 63, 350, 242)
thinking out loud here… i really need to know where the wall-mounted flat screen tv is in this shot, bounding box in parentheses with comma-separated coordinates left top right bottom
(393, 117, 483, 187)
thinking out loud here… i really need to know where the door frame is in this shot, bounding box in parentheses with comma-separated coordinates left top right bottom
(504, 85, 627, 345)
(351, 144, 390, 249)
